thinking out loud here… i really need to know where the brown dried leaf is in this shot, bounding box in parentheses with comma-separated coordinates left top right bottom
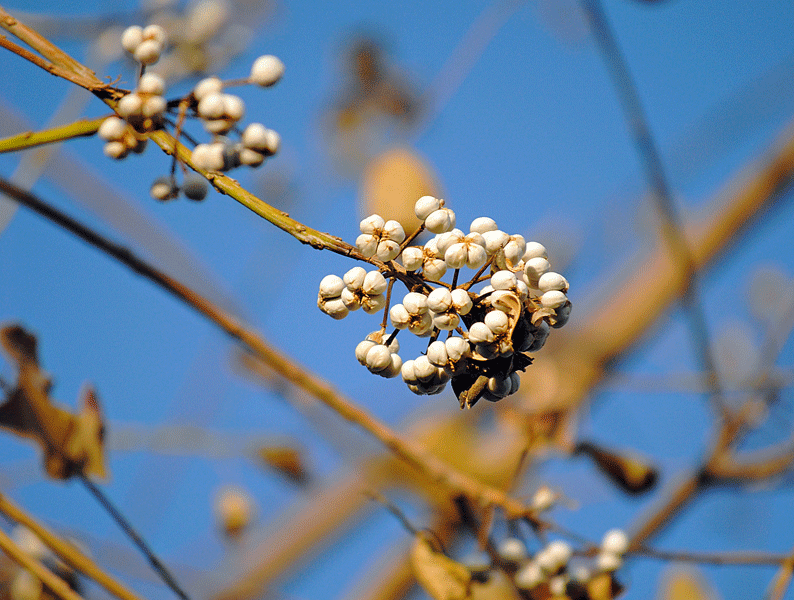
(410, 531, 472, 600)
(574, 440, 658, 495)
(0, 324, 107, 480)
(257, 446, 308, 485)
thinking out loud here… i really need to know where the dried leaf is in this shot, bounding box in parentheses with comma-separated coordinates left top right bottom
(257, 446, 308, 485)
(359, 146, 440, 235)
(410, 531, 472, 600)
(574, 440, 657, 495)
(0, 324, 107, 480)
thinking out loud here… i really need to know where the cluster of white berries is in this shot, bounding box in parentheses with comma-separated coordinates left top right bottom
(317, 195, 572, 408)
(121, 24, 168, 65)
(464, 529, 628, 596)
(99, 26, 284, 203)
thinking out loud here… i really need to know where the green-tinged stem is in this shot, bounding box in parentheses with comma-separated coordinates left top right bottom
(0, 116, 105, 153)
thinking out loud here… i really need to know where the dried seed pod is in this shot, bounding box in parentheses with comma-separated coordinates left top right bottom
(401, 247, 423, 271)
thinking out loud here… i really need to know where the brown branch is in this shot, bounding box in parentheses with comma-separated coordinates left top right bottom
(0, 527, 84, 600)
(0, 492, 145, 600)
(634, 546, 790, 567)
(766, 547, 794, 600)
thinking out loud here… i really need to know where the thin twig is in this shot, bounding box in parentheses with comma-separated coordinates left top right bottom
(580, 0, 726, 415)
(0, 491, 146, 600)
(766, 547, 794, 600)
(78, 474, 190, 600)
(0, 115, 104, 153)
(634, 545, 789, 566)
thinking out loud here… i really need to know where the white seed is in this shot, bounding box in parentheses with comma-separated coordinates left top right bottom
(389, 304, 411, 328)
(198, 93, 226, 120)
(449, 289, 472, 315)
(363, 271, 388, 295)
(515, 279, 529, 301)
(545, 540, 573, 571)
(538, 271, 569, 293)
(413, 355, 436, 382)
(142, 24, 167, 45)
(596, 551, 622, 572)
(414, 195, 441, 220)
(423, 236, 441, 257)
(11, 569, 43, 600)
(524, 256, 551, 286)
(193, 76, 223, 101)
(382, 219, 405, 242)
(401, 359, 418, 383)
(223, 94, 245, 121)
(408, 313, 433, 336)
(194, 142, 225, 171)
(117, 93, 143, 117)
(468, 322, 494, 344)
(319, 297, 348, 319)
(362, 293, 387, 314)
(138, 72, 165, 95)
(98, 116, 127, 141)
(426, 288, 453, 313)
(360, 213, 385, 235)
(319, 274, 345, 298)
(403, 292, 428, 315)
(355, 340, 376, 365)
(242, 123, 270, 150)
(423, 259, 447, 281)
(425, 208, 455, 234)
(504, 234, 526, 265)
(426, 341, 449, 367)
(355, 233, 378, 257)
(186, 0, 229, 43)
(239, 148, 265, 167)
(432, 312, 459, 331)
(601, 529, 629, 555)
(343, 266, 367, 290)
(444, 243, 467, 269)
(401, 247, 423, 271)
(149, 176, 176, 200)
(379, 353, 402, 378)
(121, 25, 144, 54)
(482, 229, 509, 254)
(469, 216, 497, 234)
(531, 485, 558, 512)
(133, 39, 162, 65)
(515, 561, 545, 590)
(491, 270, 517, 290)
(142, 95, 166, 118)
(540, 290, 567, 309)
(523, 241, 548, 261)
(549, 575, 568, 597)
(366, 345, 391, 373)
(262, 129, 280, 155)
(497, 537, 527, 562)
(376, 239, 401, 262)
(484, 310, 509, 334)
(436, 229, 463, 255)
(465, 244, 488, 269)
(203, 118, 234, 134)
(103, 141, 128, 159)
(250, 54, 285, 87)
(340, 287, 361, 311)
(445, 336, 469, 362)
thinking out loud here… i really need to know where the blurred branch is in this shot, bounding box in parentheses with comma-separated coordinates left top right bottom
(0, 527, 83, 600)
(0, 491, 145, 600)
(635, 546, 790, 566)
(0, 116, 104, 153)
(766, 547, 794, 600)
(580, 0, 725, 413)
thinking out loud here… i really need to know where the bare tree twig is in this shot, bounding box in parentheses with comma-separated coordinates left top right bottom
(766, 547, 794, 600)
(0, 116, 104, 153)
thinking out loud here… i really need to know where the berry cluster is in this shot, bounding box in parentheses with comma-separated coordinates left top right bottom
(98, 25, 284, 203)
(317, 196, 572, 408)
(471, 528, 628, 596)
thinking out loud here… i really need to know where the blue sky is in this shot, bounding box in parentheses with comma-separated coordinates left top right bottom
(2, 1, 794, 599)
